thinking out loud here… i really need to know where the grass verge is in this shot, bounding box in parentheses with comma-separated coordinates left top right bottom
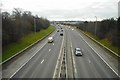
(84, 31, 120, 56)
(2, 26, 55, 62)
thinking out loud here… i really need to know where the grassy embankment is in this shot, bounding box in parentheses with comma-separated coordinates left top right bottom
(2, 26, 55, 62)
(84, 31, 120, 56)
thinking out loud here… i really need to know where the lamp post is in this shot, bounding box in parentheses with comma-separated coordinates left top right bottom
(95, 16, 97, 36)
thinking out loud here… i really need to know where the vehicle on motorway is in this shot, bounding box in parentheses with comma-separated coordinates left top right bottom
(57, 29, 59, 32)
(74, 48, 82, 56)
(60, 32, 63, 36)
(58, 24, 60, 26)
(61, 29, 63, 32)
(48, 37, 54, 43)
(72, 29, 74, 30)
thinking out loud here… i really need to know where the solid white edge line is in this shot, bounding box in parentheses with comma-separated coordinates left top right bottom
(69, 28, 77, 76)
(1, 30, 56, 65)
(65, 51, 68, 78)
(88, 59, 91, 63)
(52, 32, 64, 78)
(78, 32, 120, 78)
(62, 27, 68, 78)
(65, 27, 68, 78)
(56, 32, 65, 78)
(58, 30, 65, 78)
(82, 31, 120, 58)
(58, 50, 63, 78)
(9, 33, 56, 79)
(9, 41, 47, 79)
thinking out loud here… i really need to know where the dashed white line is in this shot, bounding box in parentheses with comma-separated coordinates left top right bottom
(9, 40, 48, 79)
(69, 28, 77, 76)
(88, 59, 91, 63)
(82, 49, 84, 51)
(78, 32, 120, 78)
(49, 49, 51, 52)
(53, 43, 54, 45)
(9, 31, 57, 79)
(41, 59, 44, 64)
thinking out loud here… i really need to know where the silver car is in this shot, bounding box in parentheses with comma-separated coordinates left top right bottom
(75, 48, 82, 56)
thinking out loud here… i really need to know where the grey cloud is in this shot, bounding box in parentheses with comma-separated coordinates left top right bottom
(29, 1, 119, 21)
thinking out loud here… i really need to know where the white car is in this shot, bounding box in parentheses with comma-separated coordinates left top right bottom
(74, 48, 83, 56)
(48, 37, 54, 43)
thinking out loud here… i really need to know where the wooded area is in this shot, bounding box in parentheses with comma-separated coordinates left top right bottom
(64, 17, 120, 47)
(2, 8, 50, 48)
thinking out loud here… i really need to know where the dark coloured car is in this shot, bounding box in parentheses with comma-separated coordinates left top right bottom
(60, 32, 63, 36)
(57, 29, 59, 32)
(61, 29, 63, 32)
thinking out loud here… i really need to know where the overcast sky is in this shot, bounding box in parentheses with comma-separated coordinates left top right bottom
(1, 0, 120, 21)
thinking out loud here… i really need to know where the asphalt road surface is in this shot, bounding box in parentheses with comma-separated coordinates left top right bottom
(65, 27, 119, 78)
(11, 28, 63, 78)
(2, 25, 119, 79)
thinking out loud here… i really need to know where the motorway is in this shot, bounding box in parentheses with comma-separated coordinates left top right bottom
(2, 25, 119, 79)
(3, 26, 63, 78)
(66, 27, 118, 78)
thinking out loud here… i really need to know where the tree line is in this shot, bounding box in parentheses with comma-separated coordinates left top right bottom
(63, 17, 120, 47)
(2, 8, 50, 47)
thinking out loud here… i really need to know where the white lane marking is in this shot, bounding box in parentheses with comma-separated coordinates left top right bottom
(9, 41, 48, 79)
(69, 28, 77, 75)
(53, 29, 64, 78)
(49, 49, 51, 52)
(41, 59, 44, 64)
(75, 67, 77, 73)
(53, 43, 54, 45)
(78, 32, 120, 78)
(82, 49, 84, 51)
(9, 31, 56, 79)
(88, 59, 91, 63)
(58, 27, 66, 78)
